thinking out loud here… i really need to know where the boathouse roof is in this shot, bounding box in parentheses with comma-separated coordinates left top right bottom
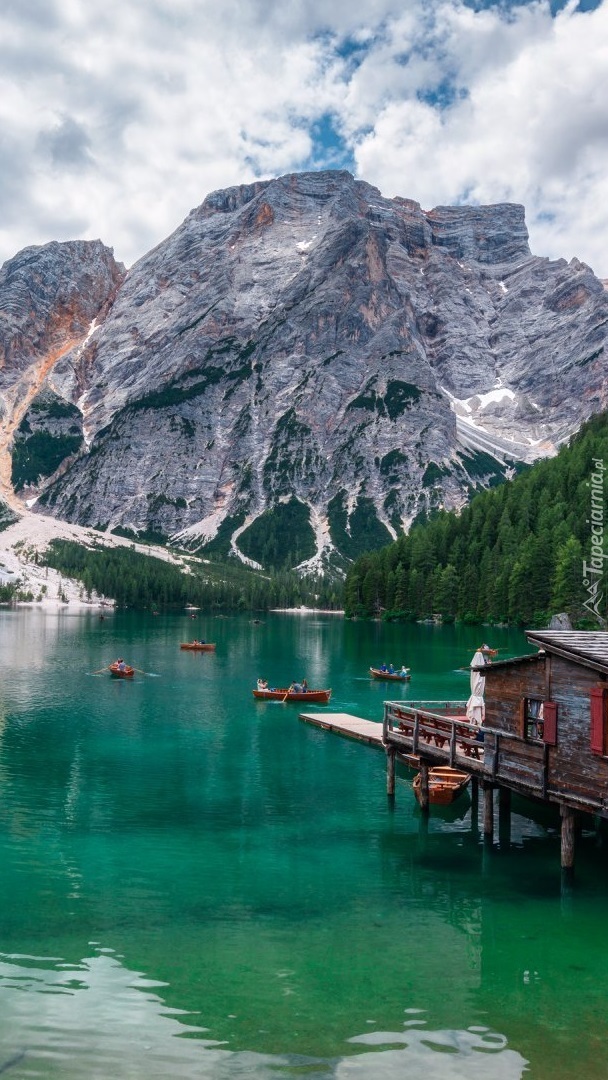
(525, 630, 608, 676)
(471, 652, 541, 671)
(471, 631, 608, 676)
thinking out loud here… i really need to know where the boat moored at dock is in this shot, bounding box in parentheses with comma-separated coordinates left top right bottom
(413, 766, 470, 805)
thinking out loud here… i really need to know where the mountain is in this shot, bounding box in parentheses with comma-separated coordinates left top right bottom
(0, 170, 606, 575)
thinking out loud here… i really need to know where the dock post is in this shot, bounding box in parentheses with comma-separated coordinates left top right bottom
(482, 782, 494, 841)
(418, 761, 430, 814)
(386, 747, 396, 797)
(498, 786, 511, 848)
(561, 804, 576, 875)
(470, 776, 479, 839)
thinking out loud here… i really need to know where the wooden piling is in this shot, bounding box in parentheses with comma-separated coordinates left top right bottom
(498, 785, 511, 847)
(561, 804, 576, 871)
(386, 747, 396, 796)
(469, 775, 479, 838)
(418, 761, 430, 813)
(483, 782, 494, 839)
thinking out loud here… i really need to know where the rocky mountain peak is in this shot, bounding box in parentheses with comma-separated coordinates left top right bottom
(427, 202, 530, 265)
(0, 171, 606, 574)
(0, 239, 124, 373)
(0, 239, 125, 506)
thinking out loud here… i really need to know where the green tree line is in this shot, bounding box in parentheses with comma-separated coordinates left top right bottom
(41, 540, 343, 612)
(344, 412, 608, 627)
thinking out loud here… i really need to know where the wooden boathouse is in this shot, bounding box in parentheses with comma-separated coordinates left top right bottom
(381, 630, 608, 872)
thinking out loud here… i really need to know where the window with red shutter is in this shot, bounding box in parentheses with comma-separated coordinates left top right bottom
(522, 697, 545, 741)
(542, 701, 557, 746)
(590, 687, 607, 755)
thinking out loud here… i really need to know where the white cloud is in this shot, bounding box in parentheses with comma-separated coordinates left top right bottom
(0, 0, 607, 277)
(351, 1, 608, 275)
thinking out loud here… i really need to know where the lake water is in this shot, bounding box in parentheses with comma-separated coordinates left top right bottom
(1, 609, 607, 1079)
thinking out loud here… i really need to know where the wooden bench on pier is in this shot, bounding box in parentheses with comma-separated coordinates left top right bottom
(387, 701, 482, 763)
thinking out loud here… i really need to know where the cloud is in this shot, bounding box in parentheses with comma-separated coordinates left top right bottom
(37, 115, 94, 169)
(0, 0, 606, 277)
(349, 1, 608, 274)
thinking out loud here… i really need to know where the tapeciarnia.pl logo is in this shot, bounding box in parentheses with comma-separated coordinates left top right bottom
(582, 457, 606, 624)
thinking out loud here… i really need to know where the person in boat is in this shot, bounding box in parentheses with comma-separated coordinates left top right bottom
(116, 658, 127, 672)
(399, 665, 408, 677)
(380, 663, 387, 672)
(291, 681, 303, 693)
(388, 664, 395, 674)
(257, 678, 268, 691)
(301, 679, 308, 693)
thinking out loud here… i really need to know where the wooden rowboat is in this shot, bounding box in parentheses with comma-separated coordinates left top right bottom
(370, 666, 411, 681)
(109, 663, 135, 679)
(413, 766, 470, 806)
(180, 642, 216, 651)
(252, 688, 332, 704)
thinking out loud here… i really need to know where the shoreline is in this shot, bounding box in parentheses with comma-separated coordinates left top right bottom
(0, 510, 345, 617)
(0, 601, 345, 616)
(269, 607, 344, 615)
(0, 598, 115, 614)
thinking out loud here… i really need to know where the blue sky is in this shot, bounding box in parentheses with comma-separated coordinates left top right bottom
(0, 0, 606, 276)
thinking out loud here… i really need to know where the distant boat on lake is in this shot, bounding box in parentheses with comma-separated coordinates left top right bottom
(180, 642, 216, 651)
(253, 687, 332, 704)
(370, 667, 411, 682)
(109, 663, 135, 679)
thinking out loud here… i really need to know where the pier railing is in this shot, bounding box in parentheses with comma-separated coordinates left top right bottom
(383, 700, 484, 767)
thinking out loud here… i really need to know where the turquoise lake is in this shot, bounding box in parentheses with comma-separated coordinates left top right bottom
(1, 609, 607, 1079)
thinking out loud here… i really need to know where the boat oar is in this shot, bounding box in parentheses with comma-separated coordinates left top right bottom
(91, 665, 112, 674)
(281, 689, 291, 702)
(132, 667, 160, 677)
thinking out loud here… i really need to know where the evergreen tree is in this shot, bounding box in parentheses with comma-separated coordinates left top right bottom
(343, 410, 608, 627)
(551, 537, 585, 615)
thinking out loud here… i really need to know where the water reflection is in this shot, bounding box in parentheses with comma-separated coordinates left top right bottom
(0, 949, 527, 1079)
(343, 1026, 527, 1078)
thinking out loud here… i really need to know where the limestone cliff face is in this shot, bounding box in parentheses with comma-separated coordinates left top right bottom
(0, 240, 124, 502)
(1, 172, 606, 571)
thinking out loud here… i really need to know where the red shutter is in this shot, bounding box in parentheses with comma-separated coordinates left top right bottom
(542, 701, 557, 745)
(518, 698, 526, 738)
(590, 687, 606, 755)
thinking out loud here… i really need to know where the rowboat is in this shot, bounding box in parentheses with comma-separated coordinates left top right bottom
(252, 688, 332, 704)
(413, 766, 470, 806)
(180, 642, 216, 651)
(370, 667, 411, 681)
(109, 663, 135, 678)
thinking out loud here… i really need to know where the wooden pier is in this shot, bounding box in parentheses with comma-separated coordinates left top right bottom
(301, 631, 608, 879)
(299, 712, 384, 747)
